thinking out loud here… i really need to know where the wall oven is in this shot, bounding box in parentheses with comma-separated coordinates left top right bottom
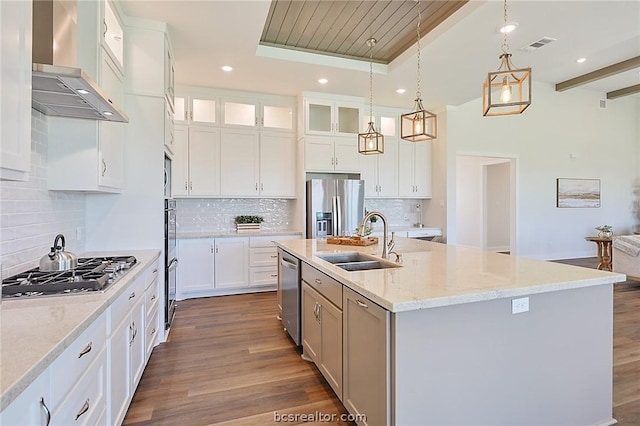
(165, 199, 177, 329)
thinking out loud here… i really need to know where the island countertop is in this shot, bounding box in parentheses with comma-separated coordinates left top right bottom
(0, 249, 161, 411)
(277, 238, 626, 312)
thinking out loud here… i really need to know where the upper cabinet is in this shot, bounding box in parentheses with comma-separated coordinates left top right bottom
(174, 95, 218, 126)
(0, 0, 32, 181)
(222, 98, 294, 132)
(304, 98, 361, 137)
(103, 0, 124, 72)
(398, 139, 432, 199)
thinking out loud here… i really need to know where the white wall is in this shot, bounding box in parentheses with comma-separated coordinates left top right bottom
(446, 82, 640, 260)
(485, 161, 510, 251)
(456, 156, 484, 247)
(0, 111, 86, 277)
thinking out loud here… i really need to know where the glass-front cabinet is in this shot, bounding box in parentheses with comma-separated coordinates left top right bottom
(305, 98, 361, 136)
(174, 96, 218, 126)
(221, 98, 294, 132)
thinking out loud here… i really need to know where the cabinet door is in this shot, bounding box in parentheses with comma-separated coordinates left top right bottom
(319, 295, 343, 399)
(306, 100, 333, 135)
(130, 297, 146, 389)
(305, 137, 334, 171)
(165, 103, 174, 155)
(343, 287, 390, 426)
(189, 127, 220, 196)
(262, 103, 294, 131)
(109, 318, 131, 426)
(191, 97, 218, 125)
(102, 0, 124, 72)
(174, 97, 187, 123)
(334, 138, 360, 172)
(0, 0, 31, 181)
(397, 139, 416, 198)
(413, 141, 432, 198)
(335, 104, 360, 136)
(177, 239, 215, 293)
(302, 282, 321, 363)
(98, 53, 124, 189)
(222, 100, 257, 128)
(360, 154, 378, 198)
(260, 132, 295, 197)
(220, 129, 259, 196)
(377, 139, 398, 198)
(0, 369, 50, 426)
(214, 238, 249, 288)
(172, 125, 189, 196)
(164, 37, 175, 112)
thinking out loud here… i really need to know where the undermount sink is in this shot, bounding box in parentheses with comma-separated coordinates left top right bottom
(317, 252, 400, 271)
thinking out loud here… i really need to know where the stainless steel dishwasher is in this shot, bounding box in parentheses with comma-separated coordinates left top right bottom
(279, 248, 301, 345)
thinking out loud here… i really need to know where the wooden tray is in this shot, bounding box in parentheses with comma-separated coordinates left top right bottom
(326, 236, 378, 246)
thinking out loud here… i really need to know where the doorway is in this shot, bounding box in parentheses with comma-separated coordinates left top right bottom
(456, 155, 515, 253)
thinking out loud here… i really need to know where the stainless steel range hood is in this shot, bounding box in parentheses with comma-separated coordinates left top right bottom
(31, 0, 128, 123)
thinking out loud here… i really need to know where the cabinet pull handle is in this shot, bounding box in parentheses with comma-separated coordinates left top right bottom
(75, 399, 90, 420)
(189, 181, 193, 191)
(153, 268, 158, 274)
(211, 245, 214, 253)
(101, 159, 107, 177)
(78, 342, 92, 358)
(129, 292, 136, 299)
(184, 181, 188, 190)
(151, 294, 156, 301)
(129, 324, 134, 345)
(314, 278, 322, 285)
(132, 322, 137, 342)
(335, 157, 338, 165)
(260, 183, 264, 191)
(215, 246, 219, 253)
(40, 397, 51, 426)
(331, 157, 334, 166)
(270, 255, 277, 258)
(151, 327, 157, 335)
(356, 299, 369, 308)
(255, 183, 258, 191)
(270, 274, 278, 277)
(103, 21, 108, 37)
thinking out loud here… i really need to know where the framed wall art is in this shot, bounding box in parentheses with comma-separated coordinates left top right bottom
(556, 178, 601, 208)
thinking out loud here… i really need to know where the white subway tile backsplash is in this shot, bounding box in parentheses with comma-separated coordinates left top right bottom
(176, 198, 295, 232)
(0, 110, 86, 278)
(364, 199, 425, 227)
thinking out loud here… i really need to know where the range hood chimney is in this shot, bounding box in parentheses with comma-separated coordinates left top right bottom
(31, 0, 128, 123)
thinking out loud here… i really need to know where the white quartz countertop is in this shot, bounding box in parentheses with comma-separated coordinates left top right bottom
(177, 230, 302, 239)
(0, 249, 161, 410)
(277, 239, 626, 313)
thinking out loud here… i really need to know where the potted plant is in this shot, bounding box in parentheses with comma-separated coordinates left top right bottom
(595, 225, 613, 238)
(234, 215, 264, 232)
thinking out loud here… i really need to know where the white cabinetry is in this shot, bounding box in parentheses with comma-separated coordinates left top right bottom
(361, 138, 398, 198)
(222, 98, 294, 132)
(249, 235, 299, 287)
(175, 95, 218, 125)
(301, 263, 343, 399)
(173, 124, 221, 197)
(108, 275, 146, 426)
(343, 286, 390, 426)
(0, 0, 32, 181)
(304, 98, 361, 136)
(0, 364, 50, 425)
(176, 238, 215, 298)
(214, 238, 249, 288)
(304, 137, 360, 173)
(102, 0, 124, 72)
(398, 139, 432, 198)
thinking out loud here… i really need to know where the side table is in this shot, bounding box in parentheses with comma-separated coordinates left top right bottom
(585, 236, 613, 271)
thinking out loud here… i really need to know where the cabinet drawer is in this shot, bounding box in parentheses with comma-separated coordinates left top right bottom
(249, 234, 300, 247)
(301, 262, 342, 309)
(50, 312, 107, 407)
(109, 275, 146, 334)
(249, 266, 278, 286)
(51, 348, 106, 426)
(145, 278, 159, 319)
(249, 247, 278, 267)
(145, 259, 160, 290)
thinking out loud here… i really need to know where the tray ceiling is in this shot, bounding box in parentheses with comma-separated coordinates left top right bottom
(260, 0, 468, 64)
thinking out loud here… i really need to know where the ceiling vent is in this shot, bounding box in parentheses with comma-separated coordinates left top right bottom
(520, 37, 557, 53)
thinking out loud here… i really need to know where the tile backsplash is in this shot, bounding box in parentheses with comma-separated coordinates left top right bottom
(0, 110, 86, 278)
(176, 198, 295, 232)
(364, 199, 424, 227)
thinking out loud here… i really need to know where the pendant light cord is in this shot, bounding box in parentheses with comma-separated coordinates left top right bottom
(501, 0, 509, 54)
(416, 1, 422, 99)
(369, 43, 373, 121)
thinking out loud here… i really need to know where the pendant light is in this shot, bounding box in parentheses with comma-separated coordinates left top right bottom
(482, 0, 531, 116)
(358, 37, 384, 155)
(401, 1, 436, 142)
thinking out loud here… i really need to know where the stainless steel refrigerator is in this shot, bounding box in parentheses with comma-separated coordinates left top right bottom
(306, 179, 365, 238)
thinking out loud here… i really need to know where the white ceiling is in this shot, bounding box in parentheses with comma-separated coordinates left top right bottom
(120, 0, 640, 109)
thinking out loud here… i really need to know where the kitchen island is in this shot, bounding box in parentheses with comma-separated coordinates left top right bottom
(277, 238, 626, 426)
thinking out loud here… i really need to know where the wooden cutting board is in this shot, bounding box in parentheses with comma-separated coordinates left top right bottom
(326, 236, 378, 246)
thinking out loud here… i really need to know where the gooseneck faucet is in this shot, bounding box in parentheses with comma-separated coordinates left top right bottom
(357, 211, 393, 259)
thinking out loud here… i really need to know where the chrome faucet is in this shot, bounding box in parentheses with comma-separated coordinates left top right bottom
(357, 211, 393, 260)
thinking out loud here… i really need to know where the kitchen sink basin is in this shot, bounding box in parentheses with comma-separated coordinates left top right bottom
(317, 252, 400, 271)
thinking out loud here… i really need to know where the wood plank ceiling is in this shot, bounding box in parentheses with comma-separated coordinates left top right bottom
(260, 0, 468, 64)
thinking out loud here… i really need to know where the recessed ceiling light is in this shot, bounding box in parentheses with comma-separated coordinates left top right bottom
(318, 78, 328, 84)
(77, 89, 89, 95)
(576, 58, 587, 64)
(103, 111, 113, 116)
(221, 65, 233, 72)
(497, 22, 518, 33)
(396, 88, 406, 94)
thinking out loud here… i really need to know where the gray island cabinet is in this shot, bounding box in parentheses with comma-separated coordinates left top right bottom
(277, 238, 626, 426)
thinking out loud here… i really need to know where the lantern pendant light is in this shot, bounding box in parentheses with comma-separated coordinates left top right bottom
(482, 0, 531, 116)
(401, 1, 437, 142)
(358, 38, 384, 155)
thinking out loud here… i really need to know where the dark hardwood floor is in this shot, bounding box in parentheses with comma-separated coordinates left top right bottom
(124, 258, 640, 425)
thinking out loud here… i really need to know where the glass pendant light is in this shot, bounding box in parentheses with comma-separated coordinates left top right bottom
(482, 0, 531, 116)
(401, 1, 437, 142)
(358, 38, 384, 155)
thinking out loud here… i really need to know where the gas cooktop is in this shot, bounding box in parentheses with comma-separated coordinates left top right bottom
(1, 256, 137, 298)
